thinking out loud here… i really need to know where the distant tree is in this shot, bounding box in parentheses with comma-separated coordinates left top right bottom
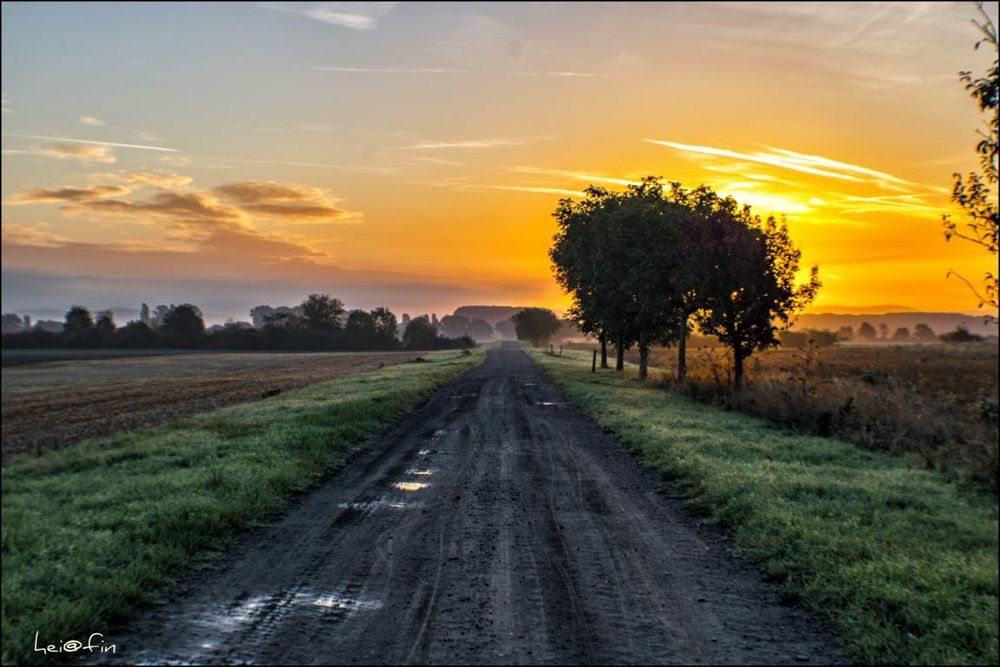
(494, 319, 517, 340)
(160, 304, 205, 347)
(512, 308, 562, 347)
(439, 314, 471, 339)
(942, 2, 999, 314)
(96, 310, 116, 333)
(370, 307, 399, 346)
(940, 325, 985, 343)
(64, 305, 94, 332)
(914, 323, 936, 341)
(892, 327, 911, 341)
(118, 320, 156, 348)
(431, 313, 440, 330)
(1, 313, 27, 335)
(344, 310, 376, 349)
(139, 302, 151, 326)
(150, 304, 170, 329)
(878, 322, 890, 339)
(693, 209, 820, 387)
(858, 322, 877, 340)
(836, 325, 854, 341)
(467, 318, 495, 341)
(403, 316, 440, 350)
(302, 294, 345, 332)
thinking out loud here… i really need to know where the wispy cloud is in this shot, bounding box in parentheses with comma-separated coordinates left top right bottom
(79, 115, 106, 127)
(185, 154, 396, 174)
(510, 166, 639, 187)
(314, 66, 468, 74)
(396, 136, 550, 150)
(38, 144, 117, 164)
(5, 185, 130, 204)
(3, 133, 180, 153)
(260, 2, 398, 31)
(514, 71, 603, 78)
(2, 93, 14, 115)
(479, 185, 586, 197)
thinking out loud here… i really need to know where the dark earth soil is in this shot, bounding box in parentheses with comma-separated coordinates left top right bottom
(102, 344, 845, 665)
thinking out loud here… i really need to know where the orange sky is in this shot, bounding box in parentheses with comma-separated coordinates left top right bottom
(2, 2, 997, 322)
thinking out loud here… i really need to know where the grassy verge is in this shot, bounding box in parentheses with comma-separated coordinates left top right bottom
(531, 349, 998, 665)
(1, 348, 484, 665)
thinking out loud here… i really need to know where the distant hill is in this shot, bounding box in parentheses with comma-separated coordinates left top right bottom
(805, 304, 916, 314)
(793, 312, 998, 337)
(452, 305, 531, 326)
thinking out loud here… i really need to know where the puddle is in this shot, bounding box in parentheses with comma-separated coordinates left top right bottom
(312, 593, 383, 613)
(394, 481, 430, 492)
(432, 429, 448, 438)
(522, 382, 536, 387)
(406, 468, 435, 476)
(538, 401, 559, 407)
(417, 449, 433, 456)
(337, 499, 416, 510)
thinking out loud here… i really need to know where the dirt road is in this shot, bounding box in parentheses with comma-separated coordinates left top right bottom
(107, 344, 844, 664)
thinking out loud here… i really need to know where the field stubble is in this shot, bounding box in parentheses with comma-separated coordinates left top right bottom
(1, 351, 417, 459)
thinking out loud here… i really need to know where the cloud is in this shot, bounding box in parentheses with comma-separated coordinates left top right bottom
(1, 224, 70, 247)
(646, 139, 914, 190)
(66, 191, 244, 237)
(510, 166, 639, 187)
(2, 93, 13, 115)
(79, 115, 106, 126)
(212, 181, 357, 222)
(478, 185, 586, 197)
(38, 144, 117, 164)
(314, 66, 468, 74)
(185, 154, 395, 173)
(396, 136, 550, 150)
(100, 171, 194, 189)
(514, 71, 602, 78)
(159, 155, 192, 167)
(260, 2, 398, 31)
(2, 133, 180, 152)
(5, 185, 131, 204)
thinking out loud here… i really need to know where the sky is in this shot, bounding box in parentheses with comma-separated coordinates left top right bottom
(2, 1, 998, 324)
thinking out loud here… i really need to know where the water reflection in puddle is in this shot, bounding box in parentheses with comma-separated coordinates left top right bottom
(394, 481, 429, 492)
(406, 468, 435, 476)
(312, 593, 383, 612)
(538, 401, 559, 407)
(417, 449, 433, 456)
(337, 499, 416, 510)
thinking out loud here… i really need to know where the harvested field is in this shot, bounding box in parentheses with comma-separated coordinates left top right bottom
(1, 351, 417, 459)
(1, 348, 190, 368)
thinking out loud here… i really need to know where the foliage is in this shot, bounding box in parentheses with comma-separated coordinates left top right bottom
(511, 307, 562, 346)
(63, 306, 94, 333)
(301, 293, 346, 332)
(943, 2, 999, 313)
(940, 325, 985, 343)
(159, 304, 206, 347)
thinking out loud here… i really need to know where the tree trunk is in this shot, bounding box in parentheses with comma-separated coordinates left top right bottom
(733, 347, 745, 388)
(677, 315, 688, 383)
(615, 332, 625, 372)
(638, 333, 649, 380)
(599, 332, 609, 369)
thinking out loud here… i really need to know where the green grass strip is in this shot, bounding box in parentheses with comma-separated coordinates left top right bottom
(1, 349, 484, 665)
(531, 350, 998, 665)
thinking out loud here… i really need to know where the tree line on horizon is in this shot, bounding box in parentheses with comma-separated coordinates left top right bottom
(0, 295, 479, 352)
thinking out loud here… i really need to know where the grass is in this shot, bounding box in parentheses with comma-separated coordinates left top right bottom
(1, 348, 484, 665)
(531, 349, 998, 665)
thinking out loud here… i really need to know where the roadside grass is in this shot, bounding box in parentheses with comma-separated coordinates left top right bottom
(531, 349, 998, 666)
(1, 348, 484, 665)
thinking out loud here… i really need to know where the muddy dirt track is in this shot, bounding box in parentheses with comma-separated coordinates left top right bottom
(107, 344, 844, 665)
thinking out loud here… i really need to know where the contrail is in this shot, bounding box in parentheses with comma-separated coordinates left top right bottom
(2, 133, 180, 152)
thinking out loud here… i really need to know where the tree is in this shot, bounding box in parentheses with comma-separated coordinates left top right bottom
(942, 1, 999, 314)
(96, 310, 116, 333)
(1, 313, 27, 335)
(837, 325, 854, 341)
(512, 308, 562, 347)
(467, 318, 495, 342)
(439, 314, 471, 339)
(139, 302, 151, 326)
(302, 293, 345, 331)
(344, 310, 376, 349)
(403, 316, 439, 350)
(892, 327, 911, 341)
(914, 323, 936, 341)
(940, 325, 984, 343)
(118, 320, 156, 348)
(150, 304, 170, 329)
(858, 322, 877, 340)
(494, 319, 516, 340)
(694, 209, 820, 387)
(878, 322, 890, 340)
(64, 306, 94, 332)
(370, 307, 399, 347)
(160, 304, 205, 347)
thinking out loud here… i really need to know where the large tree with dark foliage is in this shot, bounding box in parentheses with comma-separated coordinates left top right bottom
(302, 293, 345, 332)
(64, 306, 94, 332)
(159, 304, 206, 347)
